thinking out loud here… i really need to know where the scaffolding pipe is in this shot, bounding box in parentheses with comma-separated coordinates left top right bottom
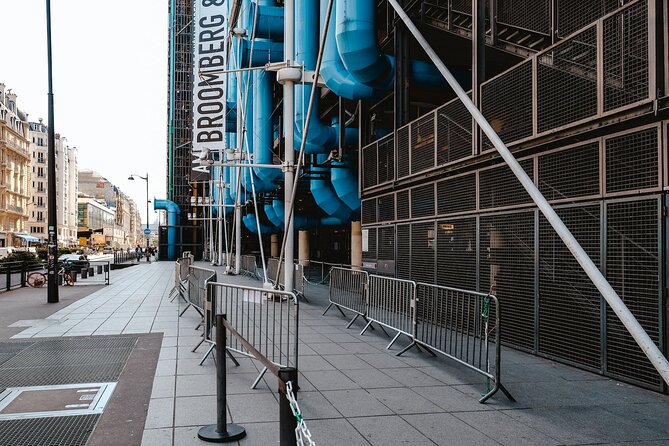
(282, 0, 296, 292)
(386, 0, 669, 386)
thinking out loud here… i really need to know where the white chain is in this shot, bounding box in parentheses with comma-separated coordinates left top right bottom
(285, 381, 315, 446)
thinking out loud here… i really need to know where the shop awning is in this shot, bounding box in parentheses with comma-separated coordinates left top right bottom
(16, 234, 41, 243)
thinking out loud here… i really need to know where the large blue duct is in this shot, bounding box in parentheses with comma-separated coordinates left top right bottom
(252, 70, 281, 188)
(243, 213, 277, 234)
(311, 153, 356, 221)
(248, 0, 284, 41)
(270, 199, 343, 229)
(154, 199, 180, 260)
(331, 158, 360, 213)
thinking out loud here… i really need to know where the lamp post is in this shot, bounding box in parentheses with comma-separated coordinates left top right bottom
(46, 0, 58, 303)
(128, 173, 149, 257)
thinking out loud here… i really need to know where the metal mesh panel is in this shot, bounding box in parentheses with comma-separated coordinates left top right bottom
(411, 222, 436, 284)
(411, 113, 436, 174)
(397, 126, 410, 178)
(362, 142, 378, 189)
(479, 211, 535, 350)
(0, 415, 100, 446)
(605, 127, 659, 193)
(557, 0, 624, 37)
(481, 61, 533, 147)
(363, 227, 377, 260)
(361, 198, 377, 225)
(377, 134, 395, 184)
(396, 224, 411, 280)
(538, 142, 600, 201)
(378, 226, 395, 260)
(451, 0, 472, 14)
(606, 198, 661, 388)
(377, 193, 396, 222)
(479, 159, 533, 209)
(436, 98, 473, 164)
(436, 217, 477, 290)
(411, 184, 436, 218)
(437, 174, 477, 215)
(396, 190, 410, 220)
(603, 1, 649, 112)
(498, 0, 550, 34)
(537, 27, 598, 133)
(538, 205, 601, 369)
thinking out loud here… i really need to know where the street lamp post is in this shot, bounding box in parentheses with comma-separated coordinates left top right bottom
(46, 0, 58, 303)
(128, 173, 149, 258)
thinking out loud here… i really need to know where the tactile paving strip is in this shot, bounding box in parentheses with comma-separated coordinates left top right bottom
(0, 414, 99, 446)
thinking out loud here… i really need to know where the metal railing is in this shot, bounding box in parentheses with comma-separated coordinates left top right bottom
(267, 258, 305, 297)
(181, 265, 216, 317)
(303, 260, 354, 285)
(170, 256, 193, 302)
(322, 268, 514, 403)
(113, 251, 134, 264)
(1, 261, 42, 291)
(200, 282, 299, 389)
(240, 255, 259, 278)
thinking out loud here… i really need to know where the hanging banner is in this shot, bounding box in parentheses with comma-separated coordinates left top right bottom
(192, 0, 228, 172)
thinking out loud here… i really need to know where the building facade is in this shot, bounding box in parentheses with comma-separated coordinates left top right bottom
(0, 83, 31, 247)
(27, 119, 78, 245)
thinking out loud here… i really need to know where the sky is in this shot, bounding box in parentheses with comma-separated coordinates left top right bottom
(1, 0, 168, 224)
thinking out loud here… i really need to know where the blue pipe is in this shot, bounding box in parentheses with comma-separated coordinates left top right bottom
(243, 213, 277, 234)
(248, 0, 284, 41)
(331, 158, 360, 213)
(334, 0, 470, 89)
(154, 199, 181, 260)
(252, 70, 281, 187)
(311, 153, 355, 221)
(271, 199, 343, 229)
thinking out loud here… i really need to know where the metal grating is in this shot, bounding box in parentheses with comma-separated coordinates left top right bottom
(436, 217, 477, 290)
(0, 414, 100, 446)
(411, 222, 436, 284)
(537, 26, 598, 133)
(557, 0, 624, 38)
(362, 142, 378, 189)
(361, 198, 377, 225)
(605, 127, 659, 193)
(451, 0, 472, 14)
(377, 193, 396, 222)
(396, 190, 410, 220)
(363, 227, 377, 261)
(397, 126, 410, 178)
(479, 211, 535, 351)
(378, 226, 395, 261)
(481, 61, 533, 147)
(538, 142, 600, 201)
(606, 198, 662, 388)
(411, 114, 436, 174)
(437, 174, 477, 215)
(603, 1, 649, 112)
(436, 97, 473, 164)
(411, 184, 436, 218)
(498, 0, 550, 34)
(377, 135, 395, 184)
(396, 224, 411, 280)
(479, 159, 533, 209)
(538, 205, 601, 369)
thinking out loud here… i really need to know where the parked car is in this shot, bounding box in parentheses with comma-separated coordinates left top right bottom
(58, 254, 90, 271)
(103, 246, 114, 254)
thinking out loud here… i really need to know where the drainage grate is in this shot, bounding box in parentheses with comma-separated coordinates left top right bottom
(0, 414, 99, 446)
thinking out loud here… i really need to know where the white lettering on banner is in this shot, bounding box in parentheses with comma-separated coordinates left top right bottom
(192, 0, 228, 165)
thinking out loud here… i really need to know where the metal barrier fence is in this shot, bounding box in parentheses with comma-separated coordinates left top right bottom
(267, 258, 305, 298)
(170, 256, 193, 302)
(113, 251, 134, 264)
(201, 281, 299, 389)
(322, 268, 514, 403)
(324, 267, 369, 328)
(415, 283, 514, 403)
(240, 255, 258, 278)
(181, 265, 216, 317)
(303, 260, 354, 284)
(0, 262, 42, 291)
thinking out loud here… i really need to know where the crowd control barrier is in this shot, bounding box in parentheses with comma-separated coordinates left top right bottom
(181, 265, 216, 317)
(322, 268, 514, 403)
(200, 281, 299, 390)
(240, 255, 259, 278)
(267, 258, 305, 299)
(169, 256, 193, 302)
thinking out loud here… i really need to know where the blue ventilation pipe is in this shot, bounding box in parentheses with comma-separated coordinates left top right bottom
(270, 199, 343, 229)
(252, 70, 281, 188)
(334, 0, 469, 89)
(154, 199, 180, 260)
(311, 153, 356, 220)
(248, 0, 284, 41)
(331, 158, 360, 213)
(238, 0, 283, 68)
(243, 213, 277, 234)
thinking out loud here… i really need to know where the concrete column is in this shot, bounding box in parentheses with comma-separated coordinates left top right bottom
(351, 221, 362, 269)
(271, 234, 279, 258)
(298, 230, 310, 266)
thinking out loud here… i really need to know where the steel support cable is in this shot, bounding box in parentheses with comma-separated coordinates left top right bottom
(273, 0, 335, 287)
(386, 0, 669, 386)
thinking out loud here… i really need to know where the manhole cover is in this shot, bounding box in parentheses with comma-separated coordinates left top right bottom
(0, 382, 116, 420)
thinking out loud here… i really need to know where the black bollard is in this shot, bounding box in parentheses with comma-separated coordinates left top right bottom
(81, 268, 88, 279)
(97, 265, 103, 274)
(197, 314, 246, 443)
(279, 367, 299, 446)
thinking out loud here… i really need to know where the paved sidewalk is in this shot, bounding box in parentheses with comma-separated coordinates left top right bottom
(8, 261, 669, 446)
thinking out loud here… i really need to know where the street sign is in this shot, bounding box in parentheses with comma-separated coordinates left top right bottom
(143, 228, 151, 235)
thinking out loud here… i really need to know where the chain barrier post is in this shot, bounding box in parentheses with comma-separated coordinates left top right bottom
(279, 367, 298, 446)
(198, 314, 246, 443)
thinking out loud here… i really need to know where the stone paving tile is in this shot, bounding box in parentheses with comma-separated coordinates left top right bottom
(174, 395, 217, 427)
(367, 387, 443, 415)
(402, 413, 500, 446)
(141, 428, 173, 446)
(321, 389, 393, 417)
(151, 375, 176, 399)
(342, 369, 404, 389)
(381, 367, 445, 387)
(227, 393, 280, 423)
(302, 370, 361, 391)
(145, 397, 175, 429)
(298, 391, 344, 420)
(454, 410, 560, 446)
(304, 418, 371, 446)
(359, 353, 412, 369)
(155, 359, 177, 377)
(323, 353, 376, 370)
(298, 355, 337, 371)
(349, 415, 435, 446)
(412, 385, 494, 412)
